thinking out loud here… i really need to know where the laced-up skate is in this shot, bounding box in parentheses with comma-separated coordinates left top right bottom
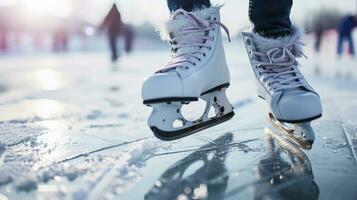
(142, 6, 234, 140)
(242, 28, 322, 149)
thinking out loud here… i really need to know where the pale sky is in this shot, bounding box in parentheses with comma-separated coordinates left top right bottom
(1, 0, 356, 35)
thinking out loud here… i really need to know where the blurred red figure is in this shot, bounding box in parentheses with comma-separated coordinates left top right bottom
(52, 30, 69, 52)
(99, 4, 134, 62)
(0, 30, 8, 52)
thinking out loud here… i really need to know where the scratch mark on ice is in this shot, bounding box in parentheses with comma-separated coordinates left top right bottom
(38, 136, 152, 169)
(342, 124, 357, 165)
(153, 138, 259, 157)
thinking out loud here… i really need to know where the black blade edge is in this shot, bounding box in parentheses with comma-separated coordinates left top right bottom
(151, 111, 235, 141)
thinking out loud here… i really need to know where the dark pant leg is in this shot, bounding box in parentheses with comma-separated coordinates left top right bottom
(249, 0, 293, 38)
(109, 35, 118, 62)
(337, 34, 344, 56)
(347, 34, 355, 56)
(167, 0, 211, 12)
(314, 31, 323, 52)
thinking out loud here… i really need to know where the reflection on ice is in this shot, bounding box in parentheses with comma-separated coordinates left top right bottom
(30, 99, 65, 119)
(34, 69, 64, 91)
(254, 130, 319, 200)
(36, 120, 68, 144)
(0, 99, 72, 122)
(33, 120, 73, 167)
(145, 133, 232, 200)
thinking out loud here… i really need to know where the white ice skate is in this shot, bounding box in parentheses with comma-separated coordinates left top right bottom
(142, 6, 234, 140)
(242, 28, 322, 149)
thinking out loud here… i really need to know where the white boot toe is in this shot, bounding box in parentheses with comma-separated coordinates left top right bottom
(142, 73, 183, 101)
(277, 90, 322, 122)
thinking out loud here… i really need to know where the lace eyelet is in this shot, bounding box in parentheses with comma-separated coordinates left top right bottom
(193, 63, 196, 66)
(185, 67, 189, 70)
(208, 47, 212, 50)
(203, 53, 206, 57)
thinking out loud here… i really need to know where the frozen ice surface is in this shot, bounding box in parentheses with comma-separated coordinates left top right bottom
(0, 123, 45, 146)
(0, 39, 357, 200)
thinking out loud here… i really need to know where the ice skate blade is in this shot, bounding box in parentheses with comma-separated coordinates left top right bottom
(264, 128, 312, 162)
(269, 126, 313, 150)
(146, 84, 234, 140)
(268, 113, 314, 150)
(150, 111, 234, 141)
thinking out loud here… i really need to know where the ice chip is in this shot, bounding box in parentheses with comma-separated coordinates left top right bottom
(177, 194, 189, 200)
(193, 184, 208, 199)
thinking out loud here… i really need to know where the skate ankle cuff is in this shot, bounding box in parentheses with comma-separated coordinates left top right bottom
(158, 5, 223, 41)
(245, 26, 304, 51)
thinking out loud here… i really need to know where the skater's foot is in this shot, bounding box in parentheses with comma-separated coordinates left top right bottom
(242, 28, 322, 123)
(142, 6, 234, 139)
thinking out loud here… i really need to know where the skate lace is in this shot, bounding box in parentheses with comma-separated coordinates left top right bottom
(157, 9, 230, 73)
(251, 35, 308, 92)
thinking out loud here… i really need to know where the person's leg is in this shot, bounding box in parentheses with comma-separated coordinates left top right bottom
(167, 0, 211, 12)
(109, 35, 118, 62)
(348, 34, 355, 56)
(337, 34, 344, 56)
(242, 0, 322, 147)
(249, 0, 293, 38)
(314, 31, 322, 53)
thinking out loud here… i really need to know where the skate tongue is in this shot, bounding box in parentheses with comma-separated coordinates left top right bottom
(168, 9, 209, 55)
(157, 6, 230, 73)
(160, 6, 221, 41)
(155, 9, 212, 73)
(172, 9, 210, 29)
(250, 30, 308, 91)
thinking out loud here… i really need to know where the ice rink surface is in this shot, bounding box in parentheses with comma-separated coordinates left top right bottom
(0, 40, 357, 200)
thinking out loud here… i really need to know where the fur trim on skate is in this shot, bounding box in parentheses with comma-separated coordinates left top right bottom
(158, 5, 222, 41)
(249, 27, 305, 52)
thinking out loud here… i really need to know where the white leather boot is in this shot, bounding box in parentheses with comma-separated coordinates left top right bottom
(242, 28, 323, 149)
(142, 6, 234, 140)
(242, 28, 322, 122)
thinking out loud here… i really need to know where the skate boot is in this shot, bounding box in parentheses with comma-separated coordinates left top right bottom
(242, 28, 322, 149)
(142, 6, 234, 140)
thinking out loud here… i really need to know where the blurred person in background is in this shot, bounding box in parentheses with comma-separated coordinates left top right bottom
(0, 22, 8, 53)
(314, 27, 324, 53)
(99, 4, 134, 63)
(53, 29, 69, 52)
(100, 4, 122, 63)
(121, 23, 135, 54)
(0, 30, 8, 53)
(304, 8, 342, 55)
(337, 14, 357, 57)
